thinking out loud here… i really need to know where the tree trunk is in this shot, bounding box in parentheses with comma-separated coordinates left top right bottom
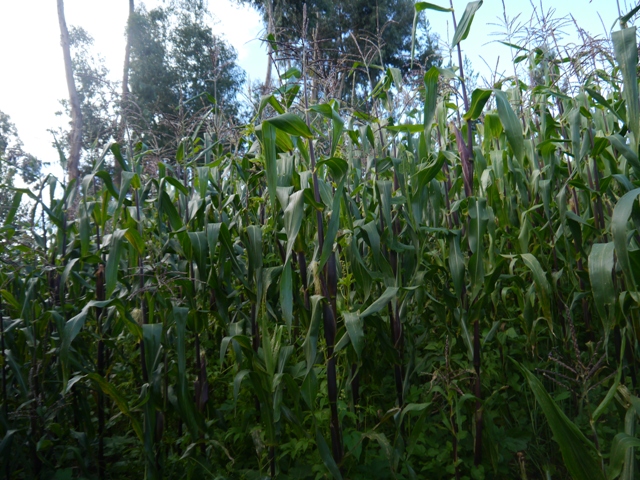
(57, 0, 82, 184)
(263, 0, 274, 94)
(116, 0, 134, 186)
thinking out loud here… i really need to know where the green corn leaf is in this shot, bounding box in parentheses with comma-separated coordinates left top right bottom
(361, 287, 398, 318)
(258, 94, 285, 116)
(219, 222, 244, 278)
(452, 1, 483, 48)
(265, 112, 313, 138)
(423, 66, 440, 128)
(163, 176, 189, 197)
(301, 369, 318, 409)
(620, 2, 640, 24)
(517, 362, 605, 480)
(570, 108, 583, 161)
(63, 374, 86, 396)
(0, 429, 16, 458)
(79, 208, 90, 256)
(463, 88, 492, 121)
(607, 134, 640, 172)
(398, 402, 431, 428)
(159, 191, 184, 231)
(125, 228, 145, 256)
(612, 27, 639, 142)
(60, 258, 79, 287)
(303, 295, 323, 375)
(196, 166, 209, 198)
(174, 305, 199, 438)
(386, 124, 424, 134)
(316, 428, 343, 480)
(609, 433, 640, 480)
(262, 120, 278, 208)
(3, 191, 22, 226)
(377, 179, 393, 239)
(187, 231, 208, 280)
(4, 349, 27, 396)
(621, 406, 637, 480)
(592, 340, 624, 423)
(414, 151, 446, 190)
(415, 1, 451, 12)
(362, 221, 383, 266)
(142, 323, 163, 376)
(317, 157, 349, 184)
(233, 370, 251, 408)
(309, 104, 344, 156)
(612, 188, 640, 291)
(61, 300, 112, 387)
(207, 223, 221, 265)
(448, 233, 465, 300)
(115, 171, 138, 216)
(468, 198, 488, 300)
(468, 197, 487, 254)
(343, 312, 364, 357)
(280, 261, 293, 330)
(495, 89, 525, 164)
(87, 373, 143, 442)
(319, 178, 345, 269)
(284, 190, 304, 265)
(110, 142, 128, 172)
(588, 243, 616, 331)
(586, 88, 626, 124)
(246, 224, 263, 273)
(105, 229, 127, 297)
(521, 253, 552, 323)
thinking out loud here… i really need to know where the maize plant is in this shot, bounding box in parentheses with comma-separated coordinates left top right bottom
(1, 2, 640, 479)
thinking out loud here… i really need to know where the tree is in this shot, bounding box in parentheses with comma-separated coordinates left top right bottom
(53, 27, 119, 180)
(0, 111, 41, 222)
(127, 3, 245, 154)
(116, 0, 135, 185)
(243, 0, 441, 104)
(70, 28, 119, 156)
(55, 0, 244, 175)
(57, 0, 83, 183)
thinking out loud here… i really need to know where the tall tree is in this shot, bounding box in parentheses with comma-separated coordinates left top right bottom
(121, 0, 135, 128)
(57, 0, 83, 183)
(243, 0, 441, 103)
(128, 3, 245, 154)
(54, 27, 119, 177)
(0, 110, 41, 222)
(116, 0, 135, 185)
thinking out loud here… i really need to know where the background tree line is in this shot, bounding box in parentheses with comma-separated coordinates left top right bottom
(46, 0, 442, 184)
(3, 0, 640, 479)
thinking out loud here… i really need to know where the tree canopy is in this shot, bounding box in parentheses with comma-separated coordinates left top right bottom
(0, 110, 41, 221)
(56, 1, 245, 172)
(127, 4, 245, 151)
(243, 0, 441, 103)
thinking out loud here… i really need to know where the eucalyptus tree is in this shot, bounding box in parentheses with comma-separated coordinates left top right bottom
(56, 0, 245, 174)
(57, 0, 83, 184)
(242, 0, 441, 105)
(4, 2, 640, 479)
(0, 111, 40, 222)
(127, 2, 245, 154)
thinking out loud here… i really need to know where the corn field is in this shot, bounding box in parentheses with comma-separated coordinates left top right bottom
(2, 2, 640, 479)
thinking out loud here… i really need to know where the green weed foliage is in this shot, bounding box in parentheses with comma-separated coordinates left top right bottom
(2, 3, 640, 479)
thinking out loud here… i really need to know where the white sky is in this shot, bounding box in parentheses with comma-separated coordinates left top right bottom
(0, 0, 631, 178)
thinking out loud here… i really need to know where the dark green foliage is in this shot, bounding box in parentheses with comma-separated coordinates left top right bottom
(2, 5, 640, 480)
(243, 0, 441, 103)
(67, 27, 119, 159)
(0, 111, 41, 222)
(128, 5, 245, 141)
